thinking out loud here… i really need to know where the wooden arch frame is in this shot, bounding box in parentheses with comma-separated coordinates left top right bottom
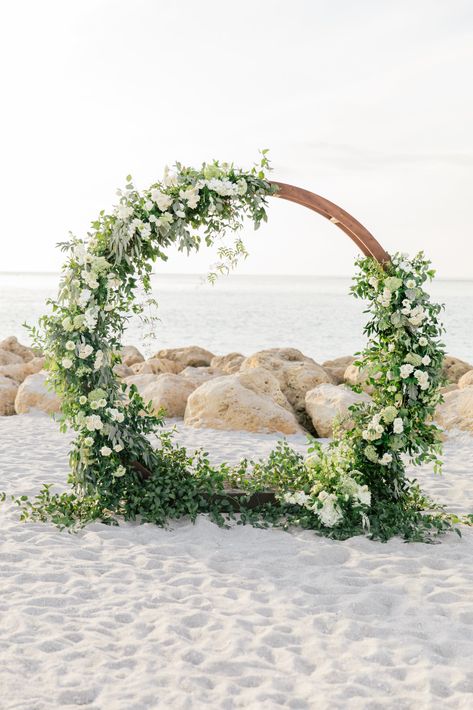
(270, 181, 390, 264)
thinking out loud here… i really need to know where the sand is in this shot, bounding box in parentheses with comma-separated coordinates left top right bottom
(1, 413, 473, 709)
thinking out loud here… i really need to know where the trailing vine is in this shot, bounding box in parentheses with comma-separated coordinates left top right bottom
(3, 154, 463, 541)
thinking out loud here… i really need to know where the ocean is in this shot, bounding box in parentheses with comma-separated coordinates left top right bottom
(0, 273, 472, 364)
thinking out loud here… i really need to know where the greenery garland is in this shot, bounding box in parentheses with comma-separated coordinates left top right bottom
(5, 155, 464, 541)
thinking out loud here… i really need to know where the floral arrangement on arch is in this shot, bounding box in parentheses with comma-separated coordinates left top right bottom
(12, 154, 459, 541)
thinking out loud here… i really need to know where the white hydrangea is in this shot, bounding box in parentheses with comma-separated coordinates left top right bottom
(117, 203, 134, 221)
(414, 369, 429, 390)
(316, 492, 343, 528)
(107, 407, 125, 423)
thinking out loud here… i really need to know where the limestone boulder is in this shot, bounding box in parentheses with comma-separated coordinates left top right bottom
(113, 363, 134, 379)
(152, 346, 214, 369)
(0, 375, 19, 415)
(237, 367, 292, 411)
(184, 373, 302, 434)
(458, 370, 473, 389)
(0, 357, 45, 384)
(435, 388, 473, 434)
(123, 373, 197, 417)
(180, 366, 225, 386)
(442, 355, 473, 384)
(121, 345, 145, 367)
(305, 383, 372, 438)
(0, 336, 35, 362)
(322, 356, 356, 385)
(0, 348, 24, 366)
(343, 362, 380, 394)
(240, 348, 333, 429)
(210, 352, 244, 374)
(15, 372, 61, 415)
(131, 357, 181, 375)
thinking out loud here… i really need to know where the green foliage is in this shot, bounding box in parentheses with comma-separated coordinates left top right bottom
(2, 155, 463, 542)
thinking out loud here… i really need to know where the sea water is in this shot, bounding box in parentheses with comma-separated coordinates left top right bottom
(0, 273, 472, 363)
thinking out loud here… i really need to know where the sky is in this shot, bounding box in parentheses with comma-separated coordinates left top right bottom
(0, 0, 472, 277)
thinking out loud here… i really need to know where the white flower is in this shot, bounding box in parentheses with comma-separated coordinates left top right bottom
(179, 186, 200, 209)
(78, 343, 94, 359)
(421, 355, 431, 366)
(163, 167, 178, 187)
(283, 491, 310, 506)
(73, 314, 86, 330)
(117, 203, 134, 220)
(206, 177, 238, 197)
(79, 395, 87, 405)
(77, 289, 92, 308)
(150, 189, 173, 211)
(83, 437, 94, 447)
(85, 414, 103, 431)
(62, 357, 73, 369)
(316, 492, 343, 528)
(94, 350, 104, 371)
(408, 305, 427, 327)
(388, 343, 395, 352)
(393, 417, 404, 434)
(400, 364, 414, 378)
(107, 277, 121, 290)
(406, 279, 416, 288)
(414, 369, 430, 390)
(107, 407, 125, 423)
(419, 337, 428, 346)
(237, 178, 247, 195)
(368, 276, 378, 288)
(100, 446, 112, 457)
(175, 208, 186, 218)
(377, 288, 392, 307)
(379, 453, 393, 466)
(65, 341, 75, 351)
(113, 465, 127, 478)
(113, 444, 123, 453)
(140, 223, 152, 240)
(355, 485, 372, 507)
(144, 200, 153, 211)
(84, 307, 99, 330)
(62, 317, 74, 332)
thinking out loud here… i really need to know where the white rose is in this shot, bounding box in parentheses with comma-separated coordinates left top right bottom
(65, 341, 75, 351)
(100, 446, 112, 457)
(84, 437, 94, 447)
(419, 337, 428, 346)
(113, 444, 123, 453)
(117, 203, 134, 220)
(78, 344, 94, 359)
(62, 357, 73, 369)
(79, 395, 87, 405)
(113, 465, 127, 478)
(379, 453, 393, 466)
(421, 355, 431, 366)
(400, 364, 414, 378)
(150, 189, 173, 211)
(406, 279, 416, 289)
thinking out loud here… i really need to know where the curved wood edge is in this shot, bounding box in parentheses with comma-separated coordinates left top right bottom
(270, 181, 390, 264)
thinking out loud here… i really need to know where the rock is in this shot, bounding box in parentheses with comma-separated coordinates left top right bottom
(322, 356, 356, 385)
(0, 375, 19, 415)
(184, 373, 302, 434)
(113, 363, 134, 378)
(305, 383, 371, 438)
(0, 348, 24, 366)
(152, 346, 214, 369)
(123, 374, 158, 395)
(458, 370, 473, 389)
(442, 355, 473, 384)
(240, 348, 333, 429)
(131, 358, 181, 375)
(0, 336, 35, 362)
(435, 388, 473, 434)
(15, 372, 61, 415)
(180, 366, 225, 386)
(138, 373, 197, 418)
(0, 357, 45, 384)
(440, 384, 458, 394)
(121, 345, 145, 367)
(237, 367, 292, 411)
(343, 362, 379, 394)
(210, 352, 244, 374)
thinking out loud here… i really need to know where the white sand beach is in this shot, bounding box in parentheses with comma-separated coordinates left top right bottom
(1, 413, 472, 709)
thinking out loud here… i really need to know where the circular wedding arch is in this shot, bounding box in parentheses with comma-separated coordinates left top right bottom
(271, 181, 389, 263)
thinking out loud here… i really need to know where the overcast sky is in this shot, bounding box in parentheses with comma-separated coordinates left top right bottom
(1, 0, 472, 277)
